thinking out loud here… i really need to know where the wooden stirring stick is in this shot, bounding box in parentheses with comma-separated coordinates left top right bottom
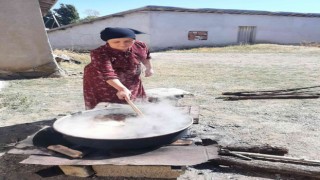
(125, 97, 144, 117)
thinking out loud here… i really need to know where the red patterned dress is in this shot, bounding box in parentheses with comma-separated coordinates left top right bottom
(83, 41, 151, 109)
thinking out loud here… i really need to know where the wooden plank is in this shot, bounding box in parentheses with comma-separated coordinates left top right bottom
(47, 145, 83, 158)
(171, 139, 193, 146)
(228, 151, 320, 166)
(222, 144, 288, 155)
(59, 165, 94, 177)
(213, 156, 320, 179)
(92, 165, 184, 179)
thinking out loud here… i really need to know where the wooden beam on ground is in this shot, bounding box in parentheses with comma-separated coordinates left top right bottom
(222, 85, 320, 95)
(228, 151, 320, 166)
(212, 156, 320, 179)
(92, 165, 185, 179)
(221, 144, 288, 155)
(223, 91, 319, 96)
(59, 165, 94, 177)
(219, 95, 319, 101)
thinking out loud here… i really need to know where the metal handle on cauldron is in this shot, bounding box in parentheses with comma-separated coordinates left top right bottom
(125, 97, 145, 117)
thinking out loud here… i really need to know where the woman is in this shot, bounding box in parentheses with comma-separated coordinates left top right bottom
(83, 27, 154, 110)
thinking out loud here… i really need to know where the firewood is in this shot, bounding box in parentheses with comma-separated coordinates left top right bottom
(220, 149, 252, 160)
(222, 85, 320, 95)
(223, 91, 319, 96)
(220, 95, 319, 101)
(213, 156, 320, 179)
(228, 151, 320, 166)
(221, 144, 288, 155)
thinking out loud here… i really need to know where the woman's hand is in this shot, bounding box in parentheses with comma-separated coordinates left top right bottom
(145, 68, 154, 77)
(116, 88, 131, 100)
(106, 79, 131, 100)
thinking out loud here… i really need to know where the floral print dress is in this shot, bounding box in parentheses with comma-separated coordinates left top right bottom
(83, 41, 151, 109)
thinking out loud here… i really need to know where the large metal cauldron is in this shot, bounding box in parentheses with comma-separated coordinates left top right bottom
(53, 105, 193, 150)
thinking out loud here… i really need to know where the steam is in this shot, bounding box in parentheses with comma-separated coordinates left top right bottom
(54, 101, 192, 139)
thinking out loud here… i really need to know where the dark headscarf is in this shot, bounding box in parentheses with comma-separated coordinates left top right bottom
(100, 27, 145, 41)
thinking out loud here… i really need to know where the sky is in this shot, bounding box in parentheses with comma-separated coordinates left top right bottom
(52, 0, 320, 19)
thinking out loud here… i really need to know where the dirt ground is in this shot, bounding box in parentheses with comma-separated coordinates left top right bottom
(0, 44, 320, 179)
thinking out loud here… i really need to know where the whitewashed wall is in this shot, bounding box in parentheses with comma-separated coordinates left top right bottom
(48, 10, 320, 51)
(149, 11, 320, 50)
(48, 12, 150, 50)
(0, 0, 59, 77)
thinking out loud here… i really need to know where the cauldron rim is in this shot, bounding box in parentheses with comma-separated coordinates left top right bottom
(53, 108, 193, 140)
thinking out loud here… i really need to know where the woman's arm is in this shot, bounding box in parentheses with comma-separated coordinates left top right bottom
(106, 79, 131, 100)
(135, 41, 154, 77)
(141, 60, 154, 77)
(91, 49, 131, 100)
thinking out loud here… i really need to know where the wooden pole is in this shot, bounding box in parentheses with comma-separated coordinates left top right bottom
(125, 97, 144, 117)
(228, 150, 320, 166)
(52, 13, 60, 27)
(221, 144, 288, 155)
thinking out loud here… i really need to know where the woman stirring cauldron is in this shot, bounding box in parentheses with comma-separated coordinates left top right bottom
(83, 27, 154, 110)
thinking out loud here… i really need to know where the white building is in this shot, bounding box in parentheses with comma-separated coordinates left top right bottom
(48, 6, 320, 51)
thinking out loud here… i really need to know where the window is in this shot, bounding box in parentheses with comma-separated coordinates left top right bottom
(238, 26, 257, 44)
(188, 31, 208, 40)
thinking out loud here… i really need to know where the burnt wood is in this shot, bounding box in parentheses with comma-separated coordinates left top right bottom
(221, 144, 288, 155)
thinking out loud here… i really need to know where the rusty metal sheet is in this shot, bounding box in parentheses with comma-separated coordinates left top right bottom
(20, 145, 218, 166)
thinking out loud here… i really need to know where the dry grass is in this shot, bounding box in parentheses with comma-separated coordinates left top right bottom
(1, 44, 320, 179)
(53, 49, 90, 63)
(1, 44, 319, 127)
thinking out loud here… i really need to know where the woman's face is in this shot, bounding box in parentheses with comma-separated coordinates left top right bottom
(107, 38, 135, 51)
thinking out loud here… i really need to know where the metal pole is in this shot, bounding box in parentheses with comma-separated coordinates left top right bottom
(52, 13, 60, 27)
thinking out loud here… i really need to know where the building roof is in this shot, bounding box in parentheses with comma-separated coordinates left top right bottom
(48, 5, 320, 32)
(39, 0, 58, 16)
(145, 6, 320, 17)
